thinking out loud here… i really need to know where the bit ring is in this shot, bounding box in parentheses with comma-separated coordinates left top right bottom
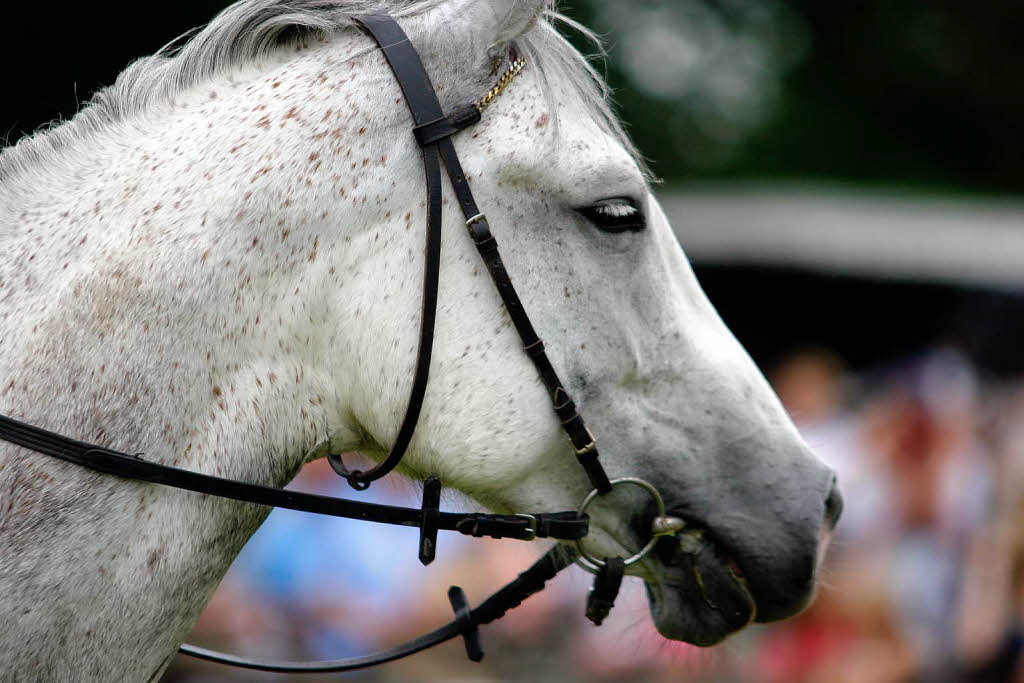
(574, 477, 674, 574)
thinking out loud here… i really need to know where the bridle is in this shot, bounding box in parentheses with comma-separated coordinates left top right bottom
(0, 14, 685, 674)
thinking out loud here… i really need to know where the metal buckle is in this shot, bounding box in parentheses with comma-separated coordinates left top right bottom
(574, 428, 597, 457)
(514, 513, 538, 541)
(573, 477, 685, 574)
(465, 213, 487, 228)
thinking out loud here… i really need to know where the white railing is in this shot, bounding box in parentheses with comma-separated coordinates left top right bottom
(662, 183, 1024, 290)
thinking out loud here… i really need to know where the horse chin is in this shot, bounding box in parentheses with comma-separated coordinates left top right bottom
(642, 530, 757, 646)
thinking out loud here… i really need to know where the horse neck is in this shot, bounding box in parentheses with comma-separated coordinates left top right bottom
(0, 41, 396, 679)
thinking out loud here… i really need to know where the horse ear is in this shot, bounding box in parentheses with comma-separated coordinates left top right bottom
(491, 0, 551, 45)
(452, 0, 550, 50)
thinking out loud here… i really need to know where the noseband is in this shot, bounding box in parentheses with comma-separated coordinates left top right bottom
(0, 14, 684, 673)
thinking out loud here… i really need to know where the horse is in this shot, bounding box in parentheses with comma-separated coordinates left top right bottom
(0, 0, 841, 679)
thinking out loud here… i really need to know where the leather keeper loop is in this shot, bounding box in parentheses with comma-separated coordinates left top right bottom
(455, 516, 499, 539)
(414, 117, 457, 146)
(524, 339, 545, 357)
(554, 400, 578, 424)
(536, 512, 590, 540)
(562, 415, 591, 442)
(467, 219, 493, 243)
(456, 515, 516, 539)
(561, 411, 583, 427)
(474, 236, 499, 255)
(418, 477, 442, 565)
(448, 104, 483, 131)
(552, 387, 571, 408)
(414, 105, 481, 146)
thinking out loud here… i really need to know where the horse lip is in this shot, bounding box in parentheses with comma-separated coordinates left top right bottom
(652, 523, 750, 592)
(648, 514, 757, 610)
(725, 555, 746, 581)
(659, 510, 746, 572)
(643, 526, 758, 644)
(653, 508, 819, 626)
(590, 502, 761, 643)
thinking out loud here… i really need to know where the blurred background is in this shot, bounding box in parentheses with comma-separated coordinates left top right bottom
(5, 1, 1024, 680)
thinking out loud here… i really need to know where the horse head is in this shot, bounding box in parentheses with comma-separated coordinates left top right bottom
(324, 0, 843, 645)
(0, 0, 841, 675)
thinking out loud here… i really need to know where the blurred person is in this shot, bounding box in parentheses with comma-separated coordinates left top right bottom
(764, 347, 997, 682)
(954, 496, 1024, 682)
(954, 388, 1024, 682)
(752, 551, 914, 683)
(865, 349, 994, 678)
(756, 350, 912, 682)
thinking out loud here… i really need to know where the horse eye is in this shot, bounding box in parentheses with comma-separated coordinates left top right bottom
(577, 198, 646, 233)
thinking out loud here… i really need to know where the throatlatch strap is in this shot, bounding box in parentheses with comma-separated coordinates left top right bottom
(326, 14, 452, 490)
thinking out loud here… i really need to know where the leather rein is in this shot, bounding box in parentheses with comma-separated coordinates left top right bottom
(0, 14, 681, 673)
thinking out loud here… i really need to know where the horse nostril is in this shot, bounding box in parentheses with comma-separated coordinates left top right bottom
(823, 477, 843, 531)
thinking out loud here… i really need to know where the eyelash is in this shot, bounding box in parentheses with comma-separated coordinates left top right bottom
(577, 198, 647, 233)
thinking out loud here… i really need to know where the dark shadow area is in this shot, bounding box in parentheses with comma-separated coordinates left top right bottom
(696, 264, 1024, 376)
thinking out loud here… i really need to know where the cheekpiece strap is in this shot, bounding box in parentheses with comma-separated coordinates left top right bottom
(585, 557, 626, 626)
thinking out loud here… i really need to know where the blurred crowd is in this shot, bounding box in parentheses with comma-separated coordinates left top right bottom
(740, 347, 1024, 683)
(165, 345, 1024, 683)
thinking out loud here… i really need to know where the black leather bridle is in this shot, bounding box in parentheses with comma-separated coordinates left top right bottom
(323, 15, 612, 497)
(0, 14, 681, 673)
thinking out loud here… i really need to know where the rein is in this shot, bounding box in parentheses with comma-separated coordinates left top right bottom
(0, 14, 680, 674)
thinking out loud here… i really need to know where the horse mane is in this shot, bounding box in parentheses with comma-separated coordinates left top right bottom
(0, 0, 648, 186)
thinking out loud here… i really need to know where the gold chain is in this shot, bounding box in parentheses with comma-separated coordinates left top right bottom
(476, 57, 527, 113)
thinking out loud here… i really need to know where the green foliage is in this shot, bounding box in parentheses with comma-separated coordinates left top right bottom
(560, 0, 1024, 194)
